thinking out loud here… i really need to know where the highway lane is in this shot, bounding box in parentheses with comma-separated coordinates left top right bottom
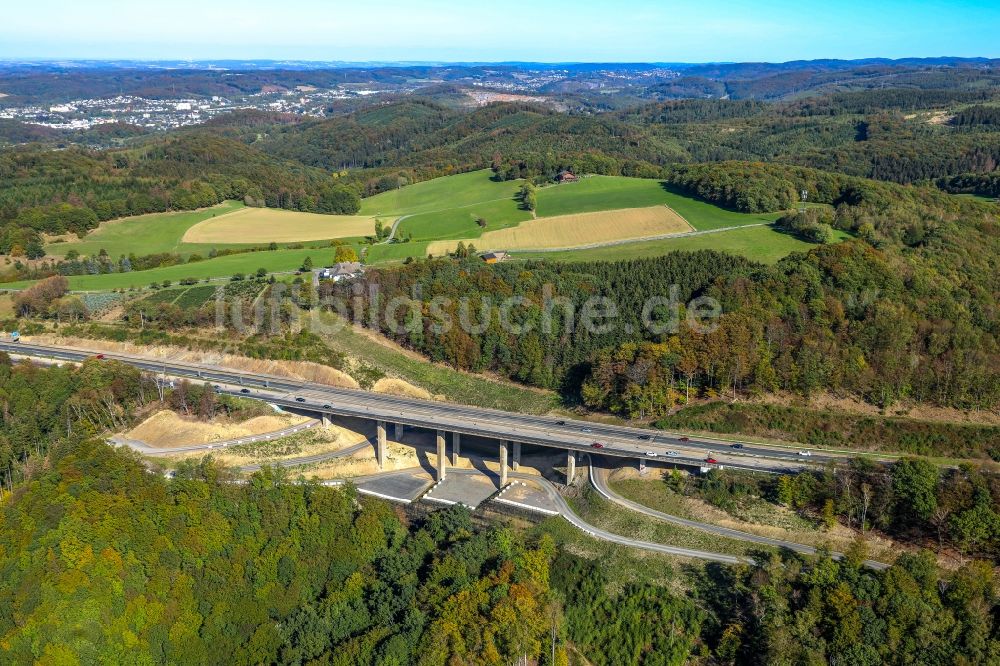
(3, 341, 827, 472)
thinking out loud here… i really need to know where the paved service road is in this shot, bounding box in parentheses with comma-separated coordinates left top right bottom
(505, 469, 752, 565)
(586, 457, 889, 570)
(2, 342, 848, 472)
(110, 419, 321, 456)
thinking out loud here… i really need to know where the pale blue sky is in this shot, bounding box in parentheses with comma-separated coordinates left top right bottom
(2, 0, 997, 62)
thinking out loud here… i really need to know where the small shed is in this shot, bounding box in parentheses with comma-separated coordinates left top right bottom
(481, 251, 509, 264)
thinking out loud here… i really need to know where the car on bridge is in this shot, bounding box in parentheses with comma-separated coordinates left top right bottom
(295, 397, 307, 403)
(666, 451, 680, 457)
(590, 442, 604, 449)
(705, 456, 718, 464)
(644, 451, 658, 457)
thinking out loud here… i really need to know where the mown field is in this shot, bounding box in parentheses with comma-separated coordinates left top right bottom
(427, 205, 691, 254)
(393, 171, 786, 256)
(182, 207, 384, 243)
(20, 170, 815, 291)
(515, 225, 850, 264)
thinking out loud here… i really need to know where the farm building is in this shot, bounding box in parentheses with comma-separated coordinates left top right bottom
(319, 262, 364, 282)
(481, 251, 509, 264)
(555, 170, 578, 183)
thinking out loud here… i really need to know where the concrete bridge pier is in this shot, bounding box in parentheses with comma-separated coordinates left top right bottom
(394, 423, 404, 441)
(376, 420, 387, 469)
(500, 441, 510, 486)
(566, 450, 576, 485)
(436, 430, 447, 481)
(452, 432, 461, 466)
(512, 442, 521, 471)
(321, 413, 331, 427)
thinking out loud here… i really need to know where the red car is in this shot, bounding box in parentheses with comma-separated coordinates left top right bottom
(705, 457, 718, 464)
(94, 354, 105, 360)
(679, 436, 690, 442)
(591, 442, 605, 449)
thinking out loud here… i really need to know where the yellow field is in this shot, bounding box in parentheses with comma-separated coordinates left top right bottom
(427, 205, 693, 255)
(0, 294, 13, 318)
(182, 207, 385, 243)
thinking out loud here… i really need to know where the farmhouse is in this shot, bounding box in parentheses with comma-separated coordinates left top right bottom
(481, 251, 509, 264)
(319, 262, 364, 282)
(555, 170, 578, 183)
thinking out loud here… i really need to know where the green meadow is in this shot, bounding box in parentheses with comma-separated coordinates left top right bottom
(514, 225, 852, 265)
(17, 169, 817, 291)
(45, 201, 247, 258)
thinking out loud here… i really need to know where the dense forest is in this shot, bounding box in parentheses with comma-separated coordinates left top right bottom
(1, 429, 997, 664)
(0, 354, 997, 664)
(662, 458, 1000, 561)
(334, 165, 999, 411)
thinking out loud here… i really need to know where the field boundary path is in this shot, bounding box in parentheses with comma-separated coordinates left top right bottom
(586, 456, 889, 570)
(384, 215, 411, 242)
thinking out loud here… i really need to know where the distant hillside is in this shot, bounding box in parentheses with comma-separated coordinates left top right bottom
(0, 132, 359, 256)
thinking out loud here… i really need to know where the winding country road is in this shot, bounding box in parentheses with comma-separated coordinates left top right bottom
(586, 457, 889, 570)
(506, 468, 753, 565)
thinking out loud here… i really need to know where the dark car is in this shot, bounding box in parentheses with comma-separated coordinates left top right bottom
(295, 397, 306, 403)
(556, 420, 566, 426)
(323, 404, 332, 409)
(240, 388, 251, 394)
(591, 442, 605, 449)
(730, 443, 744, 449)
(638, 434, 652, 441)
(679, 436, 690, 442)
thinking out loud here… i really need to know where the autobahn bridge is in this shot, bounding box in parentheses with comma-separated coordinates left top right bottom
(1, 341, 826, 481)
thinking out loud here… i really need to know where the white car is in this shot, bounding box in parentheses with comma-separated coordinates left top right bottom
(644, 451, 658, 457)
(581, 427, 593, 434)
(665, 451, 680, 457)
(798, 450, 812, 456)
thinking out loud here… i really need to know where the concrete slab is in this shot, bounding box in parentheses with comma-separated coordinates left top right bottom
(493, 479, 561, 516)
(354, 472, 432, 504)
(423, 471, 499, 508)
